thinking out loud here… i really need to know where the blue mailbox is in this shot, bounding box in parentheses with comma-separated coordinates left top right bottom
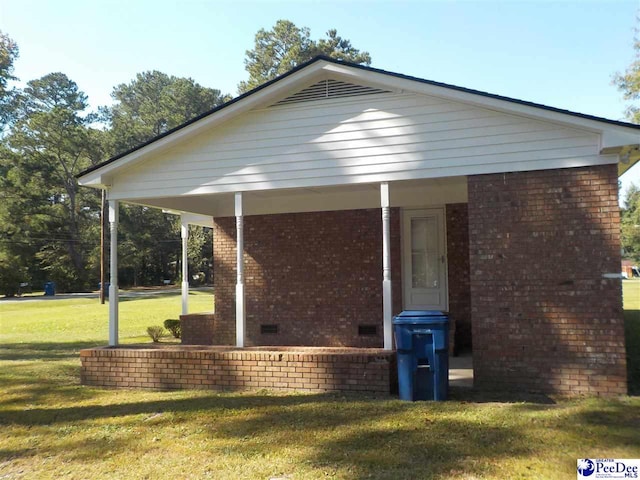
(394, 311, 449, 401)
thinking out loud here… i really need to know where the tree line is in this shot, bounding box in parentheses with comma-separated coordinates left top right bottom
(0, 20, 370, 295)
(4, 16, 640, 293)
(616, 28, 640, 266)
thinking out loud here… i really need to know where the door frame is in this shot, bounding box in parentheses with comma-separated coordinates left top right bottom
(401, 206, 449, 311)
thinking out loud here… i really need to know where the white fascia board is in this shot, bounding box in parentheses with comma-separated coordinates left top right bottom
(601, 129, 640, 150)
(322, 63, 640, 137)
(76, 62, 331, 185)
(77, 170, 108, 188)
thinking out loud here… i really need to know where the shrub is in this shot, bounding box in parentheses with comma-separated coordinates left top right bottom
(163, 319, 181, 339)
(146, 326, 165, 342)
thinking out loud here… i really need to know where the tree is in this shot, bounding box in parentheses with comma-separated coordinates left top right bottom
(622, 183, 640, 263)
(0, 30, 19, 131)
(1, 73, 105, 292)
(615, 25, 640, 264)
(117, 206, 180, 287)
(238, 20, 371, 93)
(104, 70, 230, 155)
(187, 225, 213, 285)
(315, 29, 372, 64)
(614, 24, 640, 123)
(100, 71, 225, 286)
(0, 144, 31, 296)
(0, 31, 23, 295)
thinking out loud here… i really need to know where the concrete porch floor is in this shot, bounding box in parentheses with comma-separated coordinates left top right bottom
(449, 354, 473, 388)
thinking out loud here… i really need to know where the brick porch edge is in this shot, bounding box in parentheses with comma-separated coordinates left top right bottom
(80, 346, 397, 394)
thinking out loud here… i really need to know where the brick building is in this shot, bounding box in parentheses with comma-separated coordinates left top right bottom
(78, 57, 638, 396)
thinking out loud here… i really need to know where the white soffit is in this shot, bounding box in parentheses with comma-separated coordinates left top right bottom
(127, 177, 468, 218)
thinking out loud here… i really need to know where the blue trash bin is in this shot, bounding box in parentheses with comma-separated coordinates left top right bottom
(99, 282, 110, 298)
(394, 311, 449, 401)
(44, 281, 56, 296)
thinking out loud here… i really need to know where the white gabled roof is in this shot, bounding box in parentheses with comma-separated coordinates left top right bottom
(78, 56, 640, 188)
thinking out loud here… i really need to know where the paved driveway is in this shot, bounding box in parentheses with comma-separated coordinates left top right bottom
(0, 287, 211, 303)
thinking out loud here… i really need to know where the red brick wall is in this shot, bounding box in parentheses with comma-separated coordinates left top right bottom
(446, 204, 471, 354)
(80, 346, 396, 394)
(212, 209, 403, 347)
(180, 313, 216, 345)
(468, 165, 627, 396)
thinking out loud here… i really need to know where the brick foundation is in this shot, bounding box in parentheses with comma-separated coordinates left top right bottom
(468, 165, 627, 396)
(80, 346, 396, 394)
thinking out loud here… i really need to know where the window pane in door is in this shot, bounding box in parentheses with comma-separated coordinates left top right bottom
(411, 218, 427, 250)
(412, 251, 427, 287)
(411, 217, 439, 289)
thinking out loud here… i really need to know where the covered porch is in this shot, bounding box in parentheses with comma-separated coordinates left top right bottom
(106, 176, 469, 348)
(88, 176, 472, 395)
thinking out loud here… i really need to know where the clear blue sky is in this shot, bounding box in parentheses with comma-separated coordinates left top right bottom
(3, 0, 640, 196)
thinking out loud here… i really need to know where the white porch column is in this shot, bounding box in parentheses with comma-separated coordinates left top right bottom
(235, 192, 246, 347)
(381, 182, 393, 350)
(180, 216, 189, 315)
(108, 200, 119, 347)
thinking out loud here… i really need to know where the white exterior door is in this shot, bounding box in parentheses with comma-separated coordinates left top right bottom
(403, 208, 447, 311)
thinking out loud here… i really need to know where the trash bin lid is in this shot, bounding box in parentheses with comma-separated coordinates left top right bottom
(393, 310, 448, 324)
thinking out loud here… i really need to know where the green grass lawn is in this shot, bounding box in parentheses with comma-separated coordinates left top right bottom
(0, 288, 639, 479)
(1, 290, 214, 346)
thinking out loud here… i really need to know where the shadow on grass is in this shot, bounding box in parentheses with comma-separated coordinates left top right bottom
(575, 402, 640, 431)
(3, 390, 635, 479)
(306, 422, 523, 479)
(448, 386, 556, 404)
(0, 392, 367, 426)
(0, 341, 104, 361)
(0, 392, 530, 479)
(0, 341, 138, 407)
(625, 309, 640, 396)
(0, 342, 93, 407)
(542, 400, 640, 456)
(0, 437, 131, 466)
(0, 309, 637, 478)
(0, 345, 638, 478)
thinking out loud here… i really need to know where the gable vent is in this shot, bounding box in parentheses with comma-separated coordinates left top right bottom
(271, 79, 390, 107)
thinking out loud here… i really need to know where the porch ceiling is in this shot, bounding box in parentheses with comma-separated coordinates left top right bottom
(128, 176, 468, 219)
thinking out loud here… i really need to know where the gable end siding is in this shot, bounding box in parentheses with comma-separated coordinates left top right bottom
(108, 92, 603, 200)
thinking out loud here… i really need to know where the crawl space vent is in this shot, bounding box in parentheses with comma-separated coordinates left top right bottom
(271, 79, 390, 107)
(358, 325, 378, 336)
(261, 324, 279, 334)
